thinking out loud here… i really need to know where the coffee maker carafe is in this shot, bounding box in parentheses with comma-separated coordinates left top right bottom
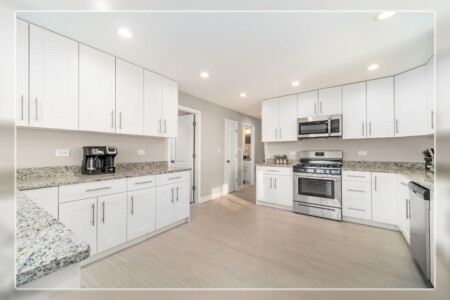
(82, 146, 117, 175)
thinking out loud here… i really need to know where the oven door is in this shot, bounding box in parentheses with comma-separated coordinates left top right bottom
(294, 173, 342, 208)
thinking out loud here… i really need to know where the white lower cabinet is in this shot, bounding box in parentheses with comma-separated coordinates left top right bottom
(397, 175, 411, 244)
(173, 181, 190, 222)
(22, 187, 59, 219)
(127, 188, 156, 241)
(59, 198, 98, 255)
(256, 167, 293, 207)
(156, 180, 190, 230)
(97, 193, 127, 253)
(371, 172, 398, 225)
(342, 180, 372, 220)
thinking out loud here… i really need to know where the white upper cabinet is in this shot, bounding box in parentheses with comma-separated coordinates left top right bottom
(318, 86, 342, 116)
(144, 70, 163, 136)
(16, 19, 29, 126)
(29, 24, 78, 130)
(366, 77, 395, 138)
(426, 57, 435, 134)
(372, 172, 397, 225)
(395, 65, 429, 137)
(79, 45, 116, 133)
(162, 77, 178, 138)
(115, 59, 144, 135)
(342, 82, 366, 139)
(262, 95, 297, 142)
(297, 91, 318, 118)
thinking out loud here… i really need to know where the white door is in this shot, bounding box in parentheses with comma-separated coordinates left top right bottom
(59, 198, 97, 255)
(342, 82, 367, 139)
(261, 98, 279, 142)
(256, 173, 273, 203)
(29, 24, 78, 130)
(297, 91, 318, 118)
(225, 120, 238, 193)
(273, 175, 293, 207)
(143, 70, 163, 136)
(16, 19, 29, 126)
(278, 95, 298, 141)
(395, 65, 429, 137)
(173, 181, 190, 222)
(426, 57, 435, 134)
(372, 173, 397, 225)
(155, 184, 175, 230)
(127, 188, 156, 241)
(97, 193, 127, 252)
(116, 58, 144, 135)
(162, 77, 178, 138)
(367, 77, 395, 138)
(22, 187, 59, 219)
(318, 86, 342, 116)
(79, 44, 116, 133)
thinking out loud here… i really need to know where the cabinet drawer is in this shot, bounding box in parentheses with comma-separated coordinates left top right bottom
(342, 171, 371, 182)
(342, 181, 371, 220)
(59, 179, 127, 203)
(127, 175, 156, 191)
(156, 171, 189, 186)
(256, 166, 293, 176)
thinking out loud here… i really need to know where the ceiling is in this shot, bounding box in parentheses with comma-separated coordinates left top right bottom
(17, 11, 434, 119)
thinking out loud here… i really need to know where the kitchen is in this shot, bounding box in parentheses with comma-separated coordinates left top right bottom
(12, 10, 436, 291)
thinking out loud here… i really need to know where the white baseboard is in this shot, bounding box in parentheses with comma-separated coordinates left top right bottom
(343, 216, 400, 231)
(199, 191, 225, 203)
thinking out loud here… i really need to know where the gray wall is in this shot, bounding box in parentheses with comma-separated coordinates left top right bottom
(265, 135, 434, 162)
(179, 91, 264, 198)
(16, 128, 168, 168)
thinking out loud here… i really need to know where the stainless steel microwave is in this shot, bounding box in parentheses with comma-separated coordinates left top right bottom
(297, 114, 342, 139)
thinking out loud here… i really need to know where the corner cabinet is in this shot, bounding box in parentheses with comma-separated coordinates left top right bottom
(29, 24, 79, 130)
(16, 19, 29, 127)
(262, 95, 297, 142)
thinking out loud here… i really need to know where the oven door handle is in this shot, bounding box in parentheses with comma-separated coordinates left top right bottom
(294, 175, 340, 181)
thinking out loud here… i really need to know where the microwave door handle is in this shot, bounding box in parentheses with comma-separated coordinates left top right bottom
(328, 118, 331, 136)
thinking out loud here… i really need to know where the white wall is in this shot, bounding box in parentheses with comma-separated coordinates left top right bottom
(265, 135, 434, 162)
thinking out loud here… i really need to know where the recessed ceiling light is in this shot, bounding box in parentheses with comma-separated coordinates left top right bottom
(118, 28, 133, 38)
(367, 64, 379, 71)
(200, 72, 209, 78)
(291, 81, 300, 87)
(240, 93, 247, 97)
(374, 12, 398, 21)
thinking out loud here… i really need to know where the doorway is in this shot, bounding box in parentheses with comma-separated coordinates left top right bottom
(241, 123, 255, 186)
(224, 119, 238, 194)
(169, 106, 201, 204)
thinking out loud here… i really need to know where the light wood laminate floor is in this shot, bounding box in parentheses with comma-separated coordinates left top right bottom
(81, 185, 426, 288)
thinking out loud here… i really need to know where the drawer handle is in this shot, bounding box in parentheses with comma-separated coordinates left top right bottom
(91, 204, 95, 226)
(102, 201, 105, 223)
(347, 175, 365, 178)
(131, 196, 134, 215)
(169, 177, 182, 180)
(176, 187, 179, 202)
(85, 187, 111, 192)
(347, 189, 365, 193)
(348, 207, 366, 212)
(135, 180, 153, 185)
(400, 182, 408, 186)
(267, 170, 279, 172)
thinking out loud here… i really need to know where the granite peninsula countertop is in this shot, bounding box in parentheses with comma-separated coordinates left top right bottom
(17, 162, 191, 191)
(16, 192, 90, 287)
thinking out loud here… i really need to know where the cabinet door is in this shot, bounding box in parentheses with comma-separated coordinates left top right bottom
(79, 44, 116, 133)
(297, 91, 318, 118)
(162, 77, 178, 138)
(116, 59, 144, 135)
(97, 193, 127, 252)
(397, 176, 411, 244)
(426, 57, 435, 134)
(256, 173, 273, 203)
(278, 95, 298, 141)
(342, 181, 372, 220)
(395, 65, 429, 137)
(143, 70, 163, 136)
(261, 98, 279, 142)
(173, 181, 190, 222)
(127, 188, 156, 241)
(155, 184, 175, 230)
(16, 19, 29, 126)
(22, 187, 59, 219)
(29, 24, 78, 130)
(273, 175, 293, 207)
(367, 77, 395, 138)
(59, 198, 97, 255)
(372, 173, 397, 225)
(342, 82, 366, 139)
(318, 86, 342, 116)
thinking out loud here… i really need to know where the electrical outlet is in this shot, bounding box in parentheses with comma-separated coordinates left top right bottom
(137, 150, 146, 156)
(55, 149, 70, 157)
(358, 151, 368, 156)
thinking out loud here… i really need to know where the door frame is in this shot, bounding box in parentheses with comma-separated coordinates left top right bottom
(241, 122, 256, 186)
(224, 119, 239, 194)
(167, 105, 201, 204)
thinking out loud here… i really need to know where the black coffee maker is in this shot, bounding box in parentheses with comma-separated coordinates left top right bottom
(82, 146, 118, 175)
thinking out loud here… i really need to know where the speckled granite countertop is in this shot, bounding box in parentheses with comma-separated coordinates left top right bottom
(17, 162, 191, 191)
(343, 161, 434, 191)
(255, 159, 298, 168)
(16, 192, 90, 287)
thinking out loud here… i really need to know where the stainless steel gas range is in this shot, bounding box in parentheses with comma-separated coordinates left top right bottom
(293, 151, 343, 221)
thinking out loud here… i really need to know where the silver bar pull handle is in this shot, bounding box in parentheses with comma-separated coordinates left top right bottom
(348, 207, 366, 212)
(268, 170, 279, 172)
(35, 97, 38, 122)
(314, 103, 317, 115)
(21, 95, 24, 120)
(164, 119, 167, 134)
(159, 119, 162, 133)
(407, 199, 411, 219)
(395, 119, 399, 134)
(111, 110, 114, 128)
(85, 186, 111, 192)
(362, 122, 364, 136)
(119, 112, 122, 129)
(275, 129, 277, 139)
(270, 177, 273, 189)
(131, 196, 134, 215)
(169, 176, 182, 180)
(369, 121, 372, 136)
(274, 177, 277, 189)
(320, 102, 322, 114)
(347, 175, 365, 178)
(347, 189, 365, 193)
(431, 110, 434, 129)
(279, 128, 282, 139)
(102, 201, 105, 223)
(135, 180, 153, 185)
(328, 118, 331, 135)
(171, 188, 174, 203)
(374, 176, 377, 191)
(91, 203, 95, 226)
(405, 198, 408, 220)
(176, 187, 179, 202)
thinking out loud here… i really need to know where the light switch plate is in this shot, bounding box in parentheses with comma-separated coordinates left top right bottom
(358, 151, 368, 156)
(56, 149, 70, 157)
(137, 150, 146, 156)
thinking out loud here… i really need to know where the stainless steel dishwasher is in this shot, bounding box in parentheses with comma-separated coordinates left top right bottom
(408, 182, 432, 287)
